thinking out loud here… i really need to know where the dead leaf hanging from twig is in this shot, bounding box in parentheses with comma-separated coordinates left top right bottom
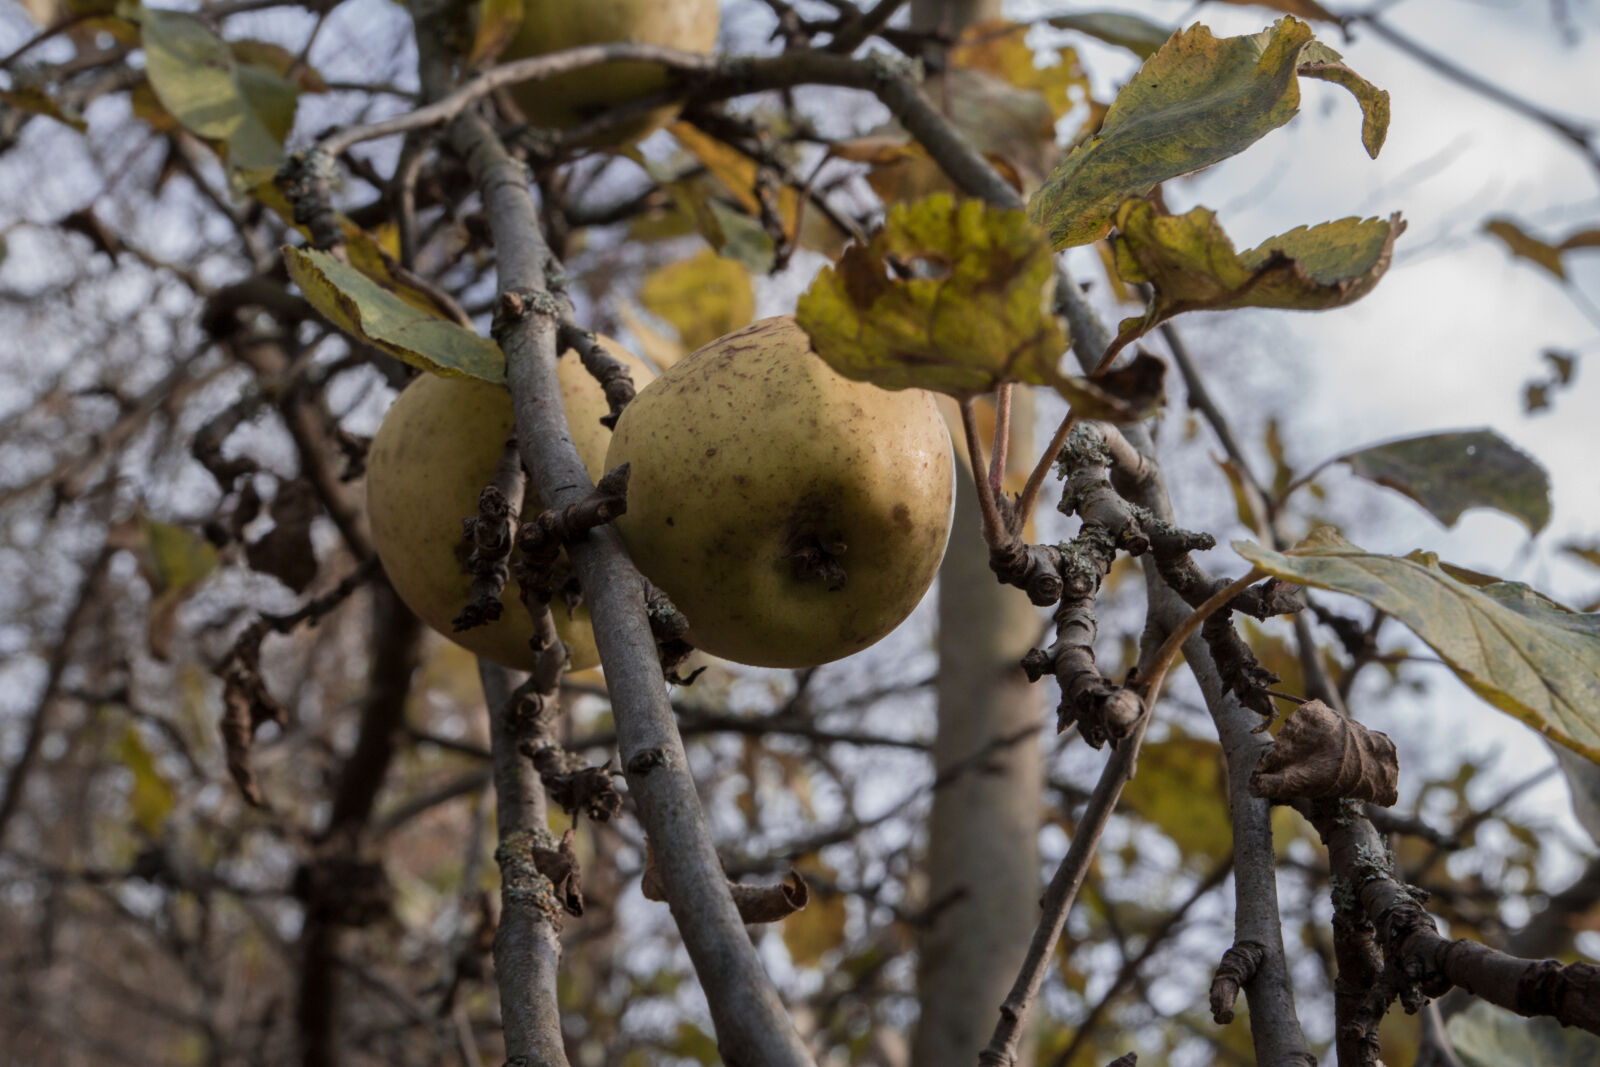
(1249, 699, 1399, 806)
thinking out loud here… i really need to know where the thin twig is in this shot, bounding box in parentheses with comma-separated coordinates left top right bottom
(1017, 411, 1077, 527)
(1137, 568, 1266, 704)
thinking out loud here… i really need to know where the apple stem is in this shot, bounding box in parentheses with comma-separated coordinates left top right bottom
(958, 397, 1007, 549)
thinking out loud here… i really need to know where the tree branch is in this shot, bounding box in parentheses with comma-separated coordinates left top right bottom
(438, 67, 813, 1067)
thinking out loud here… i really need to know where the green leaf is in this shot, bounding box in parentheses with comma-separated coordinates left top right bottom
(1107, 198, 1401, 358)
(0, 87, 88, 132)
(253, 182, 459, 320)
(141, 8, 299, 185)
(638, 249, 754, 351)
(1046, 12, 1174, 59)
(117, 725, 176, 836)
(1337, 429, 1551, 535)
(283, 247, 505, 382)
(797, 195, 1147, 418)
(1028, 17, 1388, 249)
(1236, 528, 1600, 762)
(1448, 1000, 1600, 1067)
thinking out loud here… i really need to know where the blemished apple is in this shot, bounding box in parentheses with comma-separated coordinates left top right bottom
(366, 338, 654, 670)
(503, 0, 720, 143)
(604, 316, 956, 668)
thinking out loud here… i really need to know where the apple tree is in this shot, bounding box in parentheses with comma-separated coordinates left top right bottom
(1, 2, 1598, 1066)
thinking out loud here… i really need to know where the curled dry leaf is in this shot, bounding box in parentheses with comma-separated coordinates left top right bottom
(524, 744, 624, 823)
(531, 828, 584, 918)
(641, 848, 809, 924)
(1249, 699, 1399, 806)
(217, 626, 286, 807)
(245, 478, 321, 594)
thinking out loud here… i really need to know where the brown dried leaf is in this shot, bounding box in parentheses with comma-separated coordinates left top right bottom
(245, 479, 320, 593)
(729, 869, 810, 924)
(217, 623, 286, 807)
(531, 828, 584, 917)
(641, 848, 809, 924)
(1249, 699, 1399, 806)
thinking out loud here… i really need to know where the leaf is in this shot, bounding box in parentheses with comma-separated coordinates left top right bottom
(140, 9, 299, 185)
(616, 301, 688, 370)
(638, 249, 754, 351)
(468, 0, 523, 67)
(1108, 198, 1401, 357)
(283, 247, 505, 382)
(1485, 218, 1600, 281)
(1337, 429, 1551, 535)
(949, 20, 1089, 120)
(117, 725, 176, 836)
(228, 39, 328, 93)
(1216, 0, 1341, 23)
(0, 87, 88, 132)
(1548, 741, 1600, 849)
(798, 194, 1140, 417)
(1120, 733, 1233, 865)
(1236, 528, 1600, 762)
(838, 24, 1087, 202)
(245, 479, 320, 593)
(666, 122, 849, 260)
(1249, 699, 1399, 806)
(1029, 17, 1388, 248)
(251, 182, 454, 320)
(111, 515, 220, 660)
(783, 878, 847, 967)
(1448, 1000, 1600, 1067)
(1485, 218, 1568, 279)
(1296, 46, 1389, 158)
(1047, 12, 1174, 59)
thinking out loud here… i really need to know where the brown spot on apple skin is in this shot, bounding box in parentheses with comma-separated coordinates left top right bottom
(892, 502, 912, 534)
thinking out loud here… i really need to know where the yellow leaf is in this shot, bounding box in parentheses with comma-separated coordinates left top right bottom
(468, 0, 523, 67)
(638, 250, 754, 351)
(1107, 198, 1402, 360)
(783, 880, 847, 967)
(117, 725, 176, 836)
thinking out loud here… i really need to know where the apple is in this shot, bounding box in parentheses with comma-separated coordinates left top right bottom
(503, 0, 721, 143)
(366, 337, 654, 671)
(604, 316, 955, 668)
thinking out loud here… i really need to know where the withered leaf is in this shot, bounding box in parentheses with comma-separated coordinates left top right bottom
(1249, 699, 1399, 806)
(245, 479, 321, 593)
(641, 847, 809, 925)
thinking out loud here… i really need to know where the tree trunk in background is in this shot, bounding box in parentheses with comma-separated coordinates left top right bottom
(913, 4, 1042, 1051)
(916, 468, 1044, 1067)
